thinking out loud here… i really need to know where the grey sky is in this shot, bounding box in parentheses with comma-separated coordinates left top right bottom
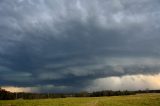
(0, 0, 160, 92)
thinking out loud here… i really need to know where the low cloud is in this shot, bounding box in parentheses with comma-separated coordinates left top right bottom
(86, 74, 160, 91)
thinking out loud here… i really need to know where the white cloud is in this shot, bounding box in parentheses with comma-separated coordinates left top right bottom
(86, 73, 160, 91)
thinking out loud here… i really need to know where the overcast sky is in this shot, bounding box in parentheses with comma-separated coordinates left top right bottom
(1, 0, 160, 93)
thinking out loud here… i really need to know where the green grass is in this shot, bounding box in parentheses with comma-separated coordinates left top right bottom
(0, 93, 160, 106)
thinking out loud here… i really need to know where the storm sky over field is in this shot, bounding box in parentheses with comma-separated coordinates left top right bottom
(1, 0, 160, 93)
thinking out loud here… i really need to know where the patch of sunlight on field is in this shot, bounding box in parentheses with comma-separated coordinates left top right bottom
(0, 94, 160, 106)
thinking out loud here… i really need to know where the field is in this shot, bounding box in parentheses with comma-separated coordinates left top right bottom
(0, 93, 160, 106)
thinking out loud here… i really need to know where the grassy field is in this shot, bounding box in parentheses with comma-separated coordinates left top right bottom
(0, 93, 160, 106)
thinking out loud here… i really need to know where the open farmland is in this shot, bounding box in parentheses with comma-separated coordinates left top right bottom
(0, 93, 160, 106)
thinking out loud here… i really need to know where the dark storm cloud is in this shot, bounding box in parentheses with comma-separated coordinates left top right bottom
(0, 0, 160, 92)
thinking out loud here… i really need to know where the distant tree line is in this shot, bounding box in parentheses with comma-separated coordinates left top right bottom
(0, 87, 160, 100)
(0, 88, 66, 100)
(0, 88, 15, 100)
(74, 90, 136, 97)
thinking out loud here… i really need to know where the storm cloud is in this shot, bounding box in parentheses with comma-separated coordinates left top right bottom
(1, 0, 160, 92)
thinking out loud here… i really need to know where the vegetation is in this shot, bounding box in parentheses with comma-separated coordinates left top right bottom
(0, 87, 160, 100)
(0, 87, 160, 105)
(0, 93, 160, 106)
(0, 89, 136, 99)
